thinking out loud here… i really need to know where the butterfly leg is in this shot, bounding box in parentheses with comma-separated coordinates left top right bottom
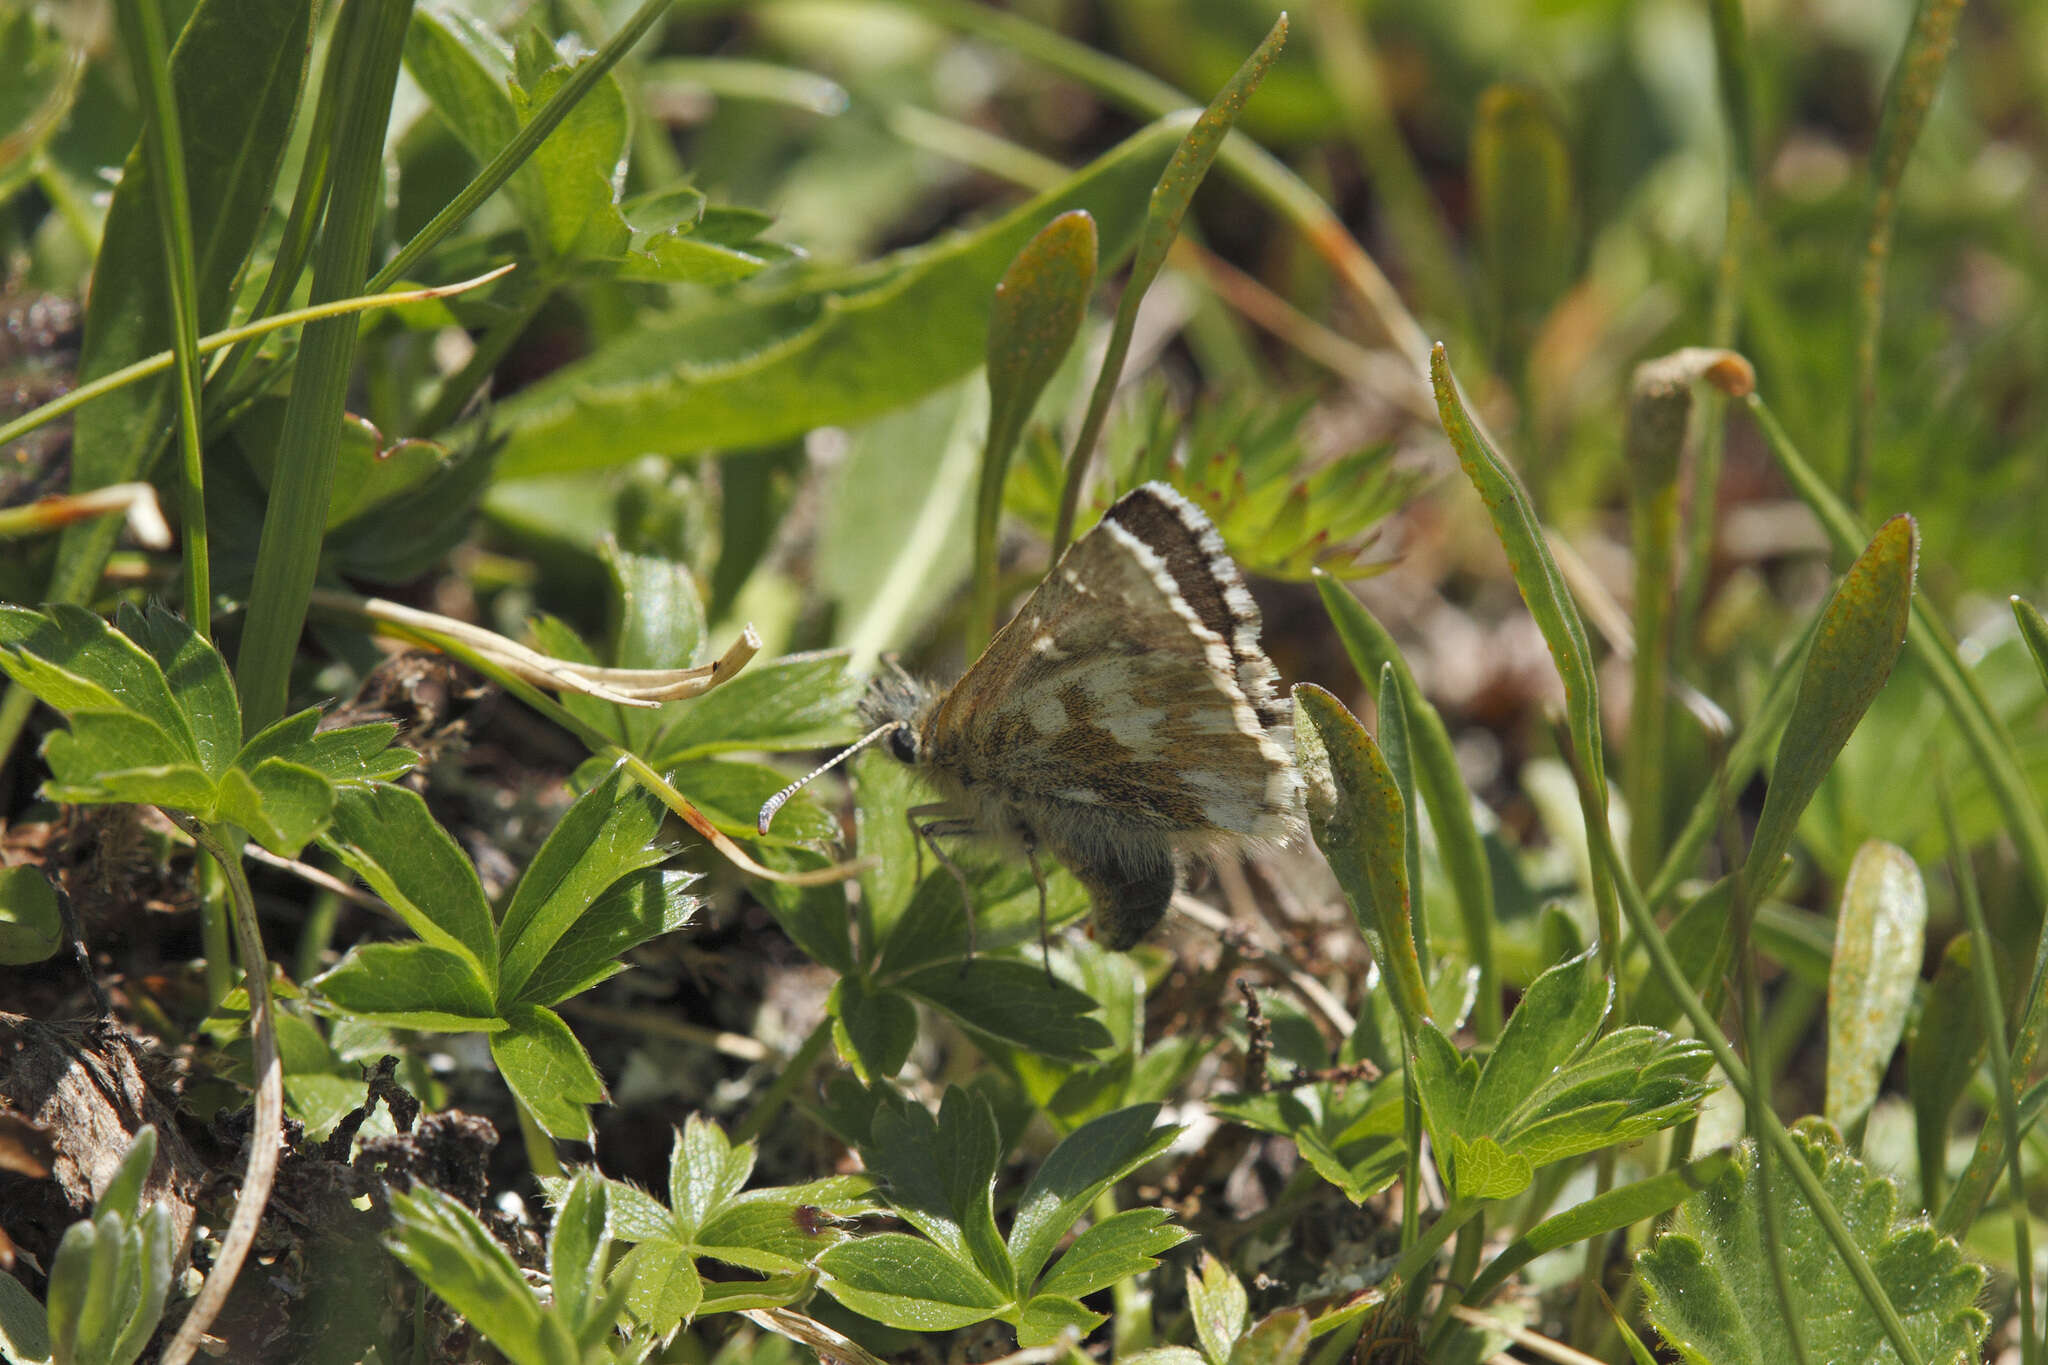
(907, 803, 980, 960)
(1021, 834, 1052, 984)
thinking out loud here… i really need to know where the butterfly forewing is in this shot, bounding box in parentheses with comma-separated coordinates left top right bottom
(923, 500, 1297, 842)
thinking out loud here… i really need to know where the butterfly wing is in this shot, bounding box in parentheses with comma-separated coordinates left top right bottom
(923, 491, 1299, 843)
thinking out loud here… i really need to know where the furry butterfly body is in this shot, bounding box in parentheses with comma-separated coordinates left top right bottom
(865, 482, 1301, 949)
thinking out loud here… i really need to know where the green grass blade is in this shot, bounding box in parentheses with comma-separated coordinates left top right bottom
(1431, 343, 1617, 961)
(1847, 0, 1966, 507)
(1935, 773, 2037, 1361)
(112, 0, 210, 633)
(1051, 14, 1286, 553)
(2013, 596, 2048, 696)
(235, 0, 412, 733)
(1377, 664, 1427, 969)
(1313, 570, 1497, 1036)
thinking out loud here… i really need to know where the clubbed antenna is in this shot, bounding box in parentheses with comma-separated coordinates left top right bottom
(757, 722, 906, 835)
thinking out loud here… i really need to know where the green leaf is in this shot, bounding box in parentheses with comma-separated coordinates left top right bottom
(0, 1268, 52, 1364)
(504, 29, 631, 262)
(496, 763, 668, 1002)
(1413, 950, 1713, 1201)
(602, 542, 705, 751)
(309, 942, 501, 1032)
(40, 714, 206, 806)
(1186, 1251, 1248, 1365)
(0, 605, 199, 764)
(695, 1176, 876, 1273)
(1637, 1131, 1987, 1365)
(816, 1234, 1007, 1333)
(0, 863, 64, 965)
(51, 0, 309, 610)
(1825, 841, 1927, 1133)
(897, 958, 1112, 1064)
(1034, 1208, 1188, 1302)
(858, 1088, 1009, 1292)
(1228, 1310, 1311, 1365)
(1906, 936, 1984, 1204)
(0, 3, 79, 203)
(486, 115, 1187, 475)
(1744, 516, 1918, 887)
(120, 604, 238, 776)
(322, 784, 497, 989)
(236, 711, 416, 787)
(650, 651, 863, 761)
(1465, 1152, 1736, 1305)
(1007, 1104, 1177, 1289)
(615, 1239, 702, 1336)
(1014, 1293, 1105, 1348)
(217, 758, 335, 856)
(1471, 84, 1576, 354)
(386, 1184, 560, 1365)
(976, 209, 1098, 638)
(513, 868, 700, 1008)
(547, 1170, 609, 1330)
(490, 1004, 607, 1143)
(1430, 346, 1605, 807)
(753, 854, 855, 975)
(669, 1115, 756, 1239)
(1315, 571, 1496, 1035)
(830, 977, 919, 1084)
(1291, 684, 1429, 1032)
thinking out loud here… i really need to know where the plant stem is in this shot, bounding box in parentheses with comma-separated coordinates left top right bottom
(160, 818, 282, 1365)
(732, 1017, 832, 1144)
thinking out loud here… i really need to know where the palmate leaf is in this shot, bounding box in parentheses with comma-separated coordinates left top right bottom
(548, 1118, 875, 1335)
(0, 604, 415, 856)
(1411, 950, 1713, 1201)
(1637, 1128, 1987, 1365)
(817, 1090, 1184, 1343)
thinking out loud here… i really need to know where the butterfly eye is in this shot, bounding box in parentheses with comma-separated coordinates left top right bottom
(887, 726, 920, 763)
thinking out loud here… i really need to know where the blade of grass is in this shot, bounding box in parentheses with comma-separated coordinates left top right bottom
(1313, 571, 1497, 1037)
(1376, 664, 1427, 970)
(112, 0, 210, 632)
(0, 269, 513, 455)
(1432, 343, 1618, 965)
(1936, 769, 2036, 1365)
(1051, 14, 1286, 554)
(235, 0, 414, 733)
(1675, 0, 1759, 665)
(890, 0, 1431, 388)
(1847, 0, 1967, 508)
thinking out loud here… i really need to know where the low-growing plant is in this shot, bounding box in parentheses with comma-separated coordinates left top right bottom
(0, 2, 2041, 1363)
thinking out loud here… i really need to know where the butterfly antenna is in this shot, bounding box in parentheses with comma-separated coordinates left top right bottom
(757, 722, 905, 835)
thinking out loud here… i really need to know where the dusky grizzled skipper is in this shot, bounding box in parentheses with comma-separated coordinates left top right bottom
(760, 482, 1302, 952)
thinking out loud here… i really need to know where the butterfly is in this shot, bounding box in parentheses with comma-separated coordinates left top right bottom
(761, 482, 1302, 954)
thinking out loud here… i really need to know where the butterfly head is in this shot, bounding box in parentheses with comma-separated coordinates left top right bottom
(756, 669, 941, 835)
(857, 670, 938, 764)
